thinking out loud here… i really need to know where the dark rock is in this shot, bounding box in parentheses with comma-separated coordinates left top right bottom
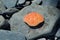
(0, 20, 10, 30)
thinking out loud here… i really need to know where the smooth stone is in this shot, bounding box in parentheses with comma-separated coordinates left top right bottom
(9, 5, 60, 39)
(0, 30, 26, 40)
(17, 0, 25, 4)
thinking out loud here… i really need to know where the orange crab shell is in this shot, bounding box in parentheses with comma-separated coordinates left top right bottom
(23, 12, 44, 27)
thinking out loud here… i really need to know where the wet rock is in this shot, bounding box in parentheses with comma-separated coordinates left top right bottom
(0, 16, 5, 26)
(0, 30, 26, 40)
(1, 0, 17, 8)
(9, 5, 60, 39)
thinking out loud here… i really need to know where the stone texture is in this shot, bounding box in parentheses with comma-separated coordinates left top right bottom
(0, 16, 5, 26)
(0, 0, 6, 12)
(0, 30, 26, 40)
(2, 8, 19, 19)
(1, 0, 17, 8)
(9, 5, 60, 39)
(32, 0, 42, 5)
(32, 0, 58, 7)
(3, 8, 19, 15)
(56, 29, 60, 37)
(42, 0, 58, 7)
(17, 0, 25, 4)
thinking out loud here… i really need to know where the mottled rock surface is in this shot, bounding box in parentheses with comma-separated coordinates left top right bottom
(9, 5, 60, 39)
(0, 30, 26, 40)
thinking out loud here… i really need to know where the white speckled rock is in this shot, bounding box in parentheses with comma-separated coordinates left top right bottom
(1, 0, 17, 8)
(0, 30, 26, 40)
(9, 4, 60, 39)
(0, 16, 5, 26)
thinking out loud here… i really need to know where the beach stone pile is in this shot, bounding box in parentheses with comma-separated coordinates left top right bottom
(0, 0, 60, 40)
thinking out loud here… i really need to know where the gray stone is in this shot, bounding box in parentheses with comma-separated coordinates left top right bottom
(32, 0, 42, 5)
(0, 30, 26, 40)
(24, 1, 31, 6)
(0, 0, 6, 12)
(17, 0, 25, 4)
(3, 8, 19, 14)
(56, 29, 60, 37)
(9, 5, 60, 39)
(0, 16, 5, 26)
(32, 0, 58, 7)
(42, 0, 58, 7)
(1, 0, 17, 8)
